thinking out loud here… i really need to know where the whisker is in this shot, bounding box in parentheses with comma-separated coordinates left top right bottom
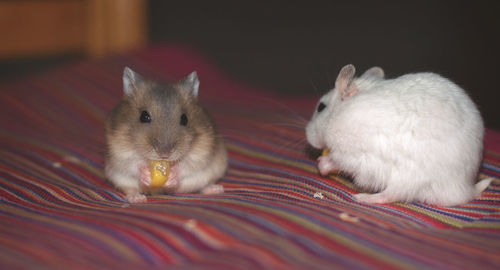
(257, 97, 308, 122)
(286, 118, 308, 126)
(257, 123, 306, 133)
(265, 137, 310, 159)
(326, 70, 333, 89)
(276, 137, 307, 150)
(309, 77, 320, 95)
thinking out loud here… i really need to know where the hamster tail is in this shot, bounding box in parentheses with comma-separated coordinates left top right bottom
(475, 178, 494, 196)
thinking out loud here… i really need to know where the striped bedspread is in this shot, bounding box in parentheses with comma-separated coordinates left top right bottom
(1, 45, 499, 269)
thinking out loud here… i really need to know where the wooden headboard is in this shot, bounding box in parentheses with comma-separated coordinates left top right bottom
(0, 0, 147, 59)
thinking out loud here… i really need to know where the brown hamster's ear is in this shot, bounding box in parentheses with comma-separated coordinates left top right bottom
(180, 71, 200, 97)
(360, 66, 384, 79)
(123, 67, 144, 96)
(335, 64, 358, 101)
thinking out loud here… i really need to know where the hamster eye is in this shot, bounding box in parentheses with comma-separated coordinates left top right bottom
(317, 102, 326, 113)
(140, 110, 151, 123)
(180, 113, 188, 126)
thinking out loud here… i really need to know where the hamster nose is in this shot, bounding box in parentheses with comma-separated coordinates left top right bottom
(152, 140, 174, 157)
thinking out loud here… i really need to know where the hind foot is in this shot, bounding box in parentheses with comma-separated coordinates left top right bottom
(354, 192, 394, 204)
(201, 184, 224, 195)
(126, 192, 147, 203)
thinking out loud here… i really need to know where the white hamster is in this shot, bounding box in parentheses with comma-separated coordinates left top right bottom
(105, 67, 228, 203)
(306, 64, 492, 206)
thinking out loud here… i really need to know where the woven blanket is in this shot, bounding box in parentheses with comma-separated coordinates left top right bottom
(0, 45, 499, 269)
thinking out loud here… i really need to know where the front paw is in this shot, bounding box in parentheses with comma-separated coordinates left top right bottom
(317, 155, 338, 176)
(139, 165, 151, 186)
(164, 166, 179, 190)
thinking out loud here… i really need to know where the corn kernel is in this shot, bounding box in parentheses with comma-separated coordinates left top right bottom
(150, 160, 170, 187)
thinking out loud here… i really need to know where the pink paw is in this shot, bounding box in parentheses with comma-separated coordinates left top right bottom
(164, 166, 179, 189)
(201, 184, 224, 195)
(317, 155, 338, 176)
(139, 165, 151, 186)
(354, 193, 393, 204)
(126, 192, 147, 203)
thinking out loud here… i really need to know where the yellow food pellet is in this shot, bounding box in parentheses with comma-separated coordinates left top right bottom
(150, 160, 170, 187)
(322, 149, 330, 156)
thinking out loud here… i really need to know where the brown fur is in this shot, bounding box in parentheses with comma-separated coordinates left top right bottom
(104, 68, 227, 202)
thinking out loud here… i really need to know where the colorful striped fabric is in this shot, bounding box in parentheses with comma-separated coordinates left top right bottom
(0, 45, 499, 269)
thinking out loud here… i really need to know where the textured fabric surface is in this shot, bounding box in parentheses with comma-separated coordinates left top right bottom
(0, 45, 499, 269)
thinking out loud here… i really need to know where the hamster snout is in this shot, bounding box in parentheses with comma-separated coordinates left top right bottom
(151, 139, 175, 158)
(305, 123, 322, 149)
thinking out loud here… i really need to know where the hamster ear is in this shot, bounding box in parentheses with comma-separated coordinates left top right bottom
(360, 66, 384, 79)
(180, 71, 200, 97)
(123, 67, 144, 96)
(335, 64, 358, 101)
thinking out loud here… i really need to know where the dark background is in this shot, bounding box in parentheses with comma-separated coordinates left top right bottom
(1, 0, 499, 128)
(149, 0, 500, 128)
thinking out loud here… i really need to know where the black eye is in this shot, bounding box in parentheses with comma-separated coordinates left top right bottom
(317, 102, 326, 113)
(180, 113, 188, 126)
(140, 110, 151, 123)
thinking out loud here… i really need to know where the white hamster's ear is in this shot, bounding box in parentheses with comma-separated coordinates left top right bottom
(180, 71, 200, 97)
(360, 66, 384, 79)
(335, 64, 358, 101)
(123, 67, 144, 96)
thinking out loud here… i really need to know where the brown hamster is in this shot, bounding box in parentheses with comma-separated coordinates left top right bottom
(104, 67, 228, 203)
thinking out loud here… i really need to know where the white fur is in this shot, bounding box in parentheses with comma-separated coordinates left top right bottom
(306, 65, 490, 206)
